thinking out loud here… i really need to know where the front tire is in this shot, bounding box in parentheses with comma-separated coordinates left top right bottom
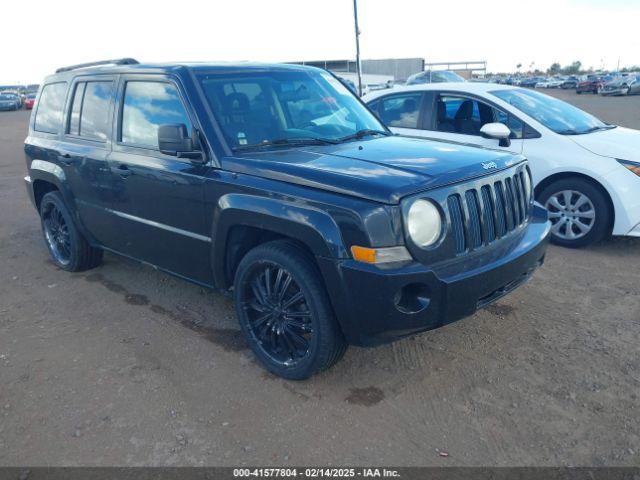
(39, 191, 103, 271)
(233, 240, 346, 380)
(538, 178, 611, 248)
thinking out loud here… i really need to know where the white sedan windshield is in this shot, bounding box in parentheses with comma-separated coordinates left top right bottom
(491, 88, 611, 135)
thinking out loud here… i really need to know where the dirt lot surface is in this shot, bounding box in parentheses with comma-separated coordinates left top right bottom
(1, 91, 639, 467)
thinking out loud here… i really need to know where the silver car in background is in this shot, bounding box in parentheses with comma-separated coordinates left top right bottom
(601, 75, 640, 96)
(0, 93, 22, 111)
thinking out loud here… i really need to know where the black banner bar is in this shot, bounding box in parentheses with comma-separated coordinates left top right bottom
(2, 468, 640, 480)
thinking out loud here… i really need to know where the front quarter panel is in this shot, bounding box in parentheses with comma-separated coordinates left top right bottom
(520, 130, 639, 235)
(206, 169, 404, 289)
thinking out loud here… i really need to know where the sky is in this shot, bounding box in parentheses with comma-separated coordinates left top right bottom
(1, 0, 638, 84)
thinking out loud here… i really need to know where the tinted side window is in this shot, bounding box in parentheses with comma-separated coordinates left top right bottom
(34, 82, 67, 134)
(379, 93, 422, 128)
(121, 81, 191, 149)
(68, 81, 113, 141)
(435, 96, 494, 136)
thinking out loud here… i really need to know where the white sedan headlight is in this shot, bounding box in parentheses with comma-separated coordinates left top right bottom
(407, 199, 442, 247)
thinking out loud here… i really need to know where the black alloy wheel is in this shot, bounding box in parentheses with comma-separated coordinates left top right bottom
(42, 201, 72, 266)
(234, 240, 346, 379)
(39, 191, 103, 271)
(241, 261, 314, 366)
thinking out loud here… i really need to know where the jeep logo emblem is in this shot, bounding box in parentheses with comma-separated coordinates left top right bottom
(482, 162, 498, 170)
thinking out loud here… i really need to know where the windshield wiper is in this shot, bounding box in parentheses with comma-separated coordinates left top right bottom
(233, 136, 338, 151)
(557, 125, 612, 135)
(335, 129, 391, 143)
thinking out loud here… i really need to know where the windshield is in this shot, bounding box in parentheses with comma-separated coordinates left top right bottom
(406, 70, 465, 85)
(430, 71, 465, 83)
(490, 88, 611, 135)
(0, 94, 16, 100)
(197, 69, 386, 150)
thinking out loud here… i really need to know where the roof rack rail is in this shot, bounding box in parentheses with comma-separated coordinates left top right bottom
(55, 58, 139, 73)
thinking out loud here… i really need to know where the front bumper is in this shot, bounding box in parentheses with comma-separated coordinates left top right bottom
(601, 88, 626, 96)
(627, 223, 640, 237)
(603, 165, 640, 236)
(318, 205, 551, 346)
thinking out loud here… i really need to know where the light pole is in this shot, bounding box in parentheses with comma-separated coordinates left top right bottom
(353, 0, 363, 96)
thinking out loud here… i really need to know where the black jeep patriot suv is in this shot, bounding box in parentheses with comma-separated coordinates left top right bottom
(24, 59, 550, 379)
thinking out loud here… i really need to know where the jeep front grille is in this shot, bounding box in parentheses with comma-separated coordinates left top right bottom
(447, 168, 532, 254)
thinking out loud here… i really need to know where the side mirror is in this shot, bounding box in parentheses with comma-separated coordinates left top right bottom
(480, 122, 512, 147)
(158, 124, 205, 162)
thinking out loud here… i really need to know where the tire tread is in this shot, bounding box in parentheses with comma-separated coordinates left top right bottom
(40, 191, 103, 271)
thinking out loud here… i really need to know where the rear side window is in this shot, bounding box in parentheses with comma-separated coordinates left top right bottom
(34, 82, 67, 134)
(120, 81, 192, 149)
(68, 81, 113, 141)
(379, 93, 422, 128)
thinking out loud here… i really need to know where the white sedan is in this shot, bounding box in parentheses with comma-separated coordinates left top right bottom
(536, 78, 564, 88)
(363, 83, 640, 247)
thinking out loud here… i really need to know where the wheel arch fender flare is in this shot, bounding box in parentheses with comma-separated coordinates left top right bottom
(211, 193, 348, 289)
(29, 161, 75, 211)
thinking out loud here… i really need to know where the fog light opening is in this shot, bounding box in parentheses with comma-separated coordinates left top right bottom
(394, 283, 431, 314)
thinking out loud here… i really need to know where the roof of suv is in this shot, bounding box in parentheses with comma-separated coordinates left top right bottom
(45, 61, 321, 82)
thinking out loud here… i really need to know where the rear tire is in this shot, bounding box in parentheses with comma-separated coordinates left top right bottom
(39, 191, 103, 271)
(233, 240, 346, 380)
(537, 178, 611, 248)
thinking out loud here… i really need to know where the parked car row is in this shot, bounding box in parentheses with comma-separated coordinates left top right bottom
(488, 73, 640, 96)
(0, 89, 38, 110)
(574, 73, 640, 96)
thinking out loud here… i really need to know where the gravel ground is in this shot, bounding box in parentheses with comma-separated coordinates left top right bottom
(0, 91, 639, 466)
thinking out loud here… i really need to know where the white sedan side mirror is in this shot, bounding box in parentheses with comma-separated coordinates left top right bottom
(480, 122, 512, 147)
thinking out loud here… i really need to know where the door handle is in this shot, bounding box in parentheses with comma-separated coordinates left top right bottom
(115, 164, 133, 177)
(58, 153, 73, 165)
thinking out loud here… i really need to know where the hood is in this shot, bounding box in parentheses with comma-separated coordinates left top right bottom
(222, 136, 524, 204)
(568, 126, 640, 163)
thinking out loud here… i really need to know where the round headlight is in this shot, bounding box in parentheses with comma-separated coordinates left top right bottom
(407, 199, 442, 247)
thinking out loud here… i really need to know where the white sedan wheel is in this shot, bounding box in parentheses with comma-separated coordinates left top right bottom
(545, 190, 596, 241)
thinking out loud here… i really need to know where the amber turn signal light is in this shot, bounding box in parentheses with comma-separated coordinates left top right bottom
(350, 245, 412, 264)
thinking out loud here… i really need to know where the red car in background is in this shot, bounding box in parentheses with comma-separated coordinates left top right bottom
(24, 93, 36, 109)
(576, 75, 604, 94)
